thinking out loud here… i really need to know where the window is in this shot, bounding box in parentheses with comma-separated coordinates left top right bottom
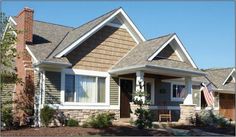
(171, 84, 186, 101)
(65, 74, 106, 103)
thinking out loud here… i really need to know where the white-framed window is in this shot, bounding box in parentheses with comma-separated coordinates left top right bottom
(65, 74, 106, 103)
(61, 69, 109, 106)
(171, 83, 186, 102)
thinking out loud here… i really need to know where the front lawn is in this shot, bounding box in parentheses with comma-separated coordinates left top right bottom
(1, 125, 171, 136)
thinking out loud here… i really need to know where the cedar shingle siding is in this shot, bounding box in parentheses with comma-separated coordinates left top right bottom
(45, 71, 61, 104)
(66, 26, 136, 71)
(154, 44, 180, 61)
(110, 77, 119, 105)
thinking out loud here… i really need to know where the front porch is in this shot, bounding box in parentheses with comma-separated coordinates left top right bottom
(109, 66, 205, 123)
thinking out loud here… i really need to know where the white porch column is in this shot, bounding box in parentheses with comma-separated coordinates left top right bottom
(135, 71, 145, 101)
(183, 76, 193, 105)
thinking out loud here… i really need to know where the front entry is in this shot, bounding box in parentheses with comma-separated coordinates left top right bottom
(120, 79, 133, 118)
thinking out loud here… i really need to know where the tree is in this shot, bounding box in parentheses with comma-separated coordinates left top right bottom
(0, 12, 19, 129)
(132, 81, 154, 129)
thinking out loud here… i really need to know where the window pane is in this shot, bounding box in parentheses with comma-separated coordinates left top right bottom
(65, 75, 75, 102)
(178, 85, 185, 98)
(173, 85, 177, 97)
(98, 77, 106, 103)
(77, 75, 96, 103)
(145, 82, 151, 101)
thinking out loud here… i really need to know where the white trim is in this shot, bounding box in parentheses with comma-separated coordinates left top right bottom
(61, 69, 110, 107)
(9, 16, 17, 25)
(119, 9, 145, 41)
(122, 23, 139, 44)
(106, 23, 126, 29)
(170, 82, 185, 102)
(64, 69, 109, 77)
(25, 45, 38, 63)
(42, 71, 46, 105)
(148, 35, 197, 68)
(222, 68, 235, 85)
(55, 8, 145, 58)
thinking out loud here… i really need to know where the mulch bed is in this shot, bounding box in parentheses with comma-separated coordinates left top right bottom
(1, 125, 171, 136)
(171, 125, 235, 136)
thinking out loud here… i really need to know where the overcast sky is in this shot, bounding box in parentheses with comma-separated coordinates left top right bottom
(3, 1, 235, 69)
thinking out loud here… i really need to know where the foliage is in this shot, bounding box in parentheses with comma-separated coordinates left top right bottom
(40, 105, 55, 127)
(134, 108, 154, 129)
(84, 112, 115, 128)
(67, 118, 79, 127)
(191, 109, 230, 128)
(1, 107, 13, 129)
(132, 81, 154, 129)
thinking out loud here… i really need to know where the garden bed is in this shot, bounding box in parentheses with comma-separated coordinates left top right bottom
(171, 125, 235, 136)
(1, 125, 171, 136)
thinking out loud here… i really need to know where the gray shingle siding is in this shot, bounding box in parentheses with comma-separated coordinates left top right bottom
(110, 77, 119, 105)
(45, 71, 61, 104)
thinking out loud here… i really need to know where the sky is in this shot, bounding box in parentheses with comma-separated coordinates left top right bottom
(2, 1, 235, 69)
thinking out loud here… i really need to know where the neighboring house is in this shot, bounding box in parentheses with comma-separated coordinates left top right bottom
(8, 7, 213, 125)
(203, 68, 235, 120)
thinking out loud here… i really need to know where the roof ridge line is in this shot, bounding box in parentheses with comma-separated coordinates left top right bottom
(146, 33, 175, 42)
(46, 31, 71, 59)
(34, 20, 74, 29)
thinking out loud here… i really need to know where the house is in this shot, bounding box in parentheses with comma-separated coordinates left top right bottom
(202, 68, 235, 120)
(7, 7, 210, 126)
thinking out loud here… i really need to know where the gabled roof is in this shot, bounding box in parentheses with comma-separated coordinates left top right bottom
(26, 20, 73, 62)
(203, 67, 235, 92)
(111, 33, 203, 74)
(54, 7, 146, 58)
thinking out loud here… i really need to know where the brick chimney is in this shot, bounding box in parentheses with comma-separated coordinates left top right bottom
(16, 7, 34, 48)
(14, 7, 35, 126)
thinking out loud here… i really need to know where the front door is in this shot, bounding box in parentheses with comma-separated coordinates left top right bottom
(120, 79, 133, 118)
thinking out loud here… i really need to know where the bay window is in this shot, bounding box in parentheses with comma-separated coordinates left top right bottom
(65, 74, 106, 103)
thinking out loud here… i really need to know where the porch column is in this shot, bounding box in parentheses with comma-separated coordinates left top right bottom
(135, 71, 145, 101)
(179, 77, 196, 124)
(184, 77, 193, 105)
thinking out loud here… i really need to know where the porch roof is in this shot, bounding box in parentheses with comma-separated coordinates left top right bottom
(109, 63, 205, 77)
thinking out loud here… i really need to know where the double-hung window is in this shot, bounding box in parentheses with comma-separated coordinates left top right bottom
(171, 83, 186, 101)
(65, 74, 106, 103)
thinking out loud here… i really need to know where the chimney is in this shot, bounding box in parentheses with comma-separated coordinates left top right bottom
(16, 7, 34, 47)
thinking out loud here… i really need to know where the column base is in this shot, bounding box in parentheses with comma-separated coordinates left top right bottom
(178, 104, 196, 125)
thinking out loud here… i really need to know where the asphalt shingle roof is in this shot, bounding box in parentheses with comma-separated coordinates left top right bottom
(111, 33, 203, 74)
(203, 68, 235, 92)
(26, 8, 120, 63)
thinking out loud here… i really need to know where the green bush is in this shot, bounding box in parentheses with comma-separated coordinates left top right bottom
(40, 105, 55, 127)
(191, 109, 230, 128)
(67, 118, 79, 127)
(1, 107, 13, 129)
(85, 112, 115, 128)
(134, 108, 154, 129)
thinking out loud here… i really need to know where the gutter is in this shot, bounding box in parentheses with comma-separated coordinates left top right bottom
(34, 60, 72, 67)
(109, 64, 206, 76)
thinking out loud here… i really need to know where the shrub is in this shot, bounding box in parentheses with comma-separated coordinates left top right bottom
(85, 112, 115, 128)
(67, 118, 79, 127)
(1, 107, 13, 129)
(40, 105, 55, 127)
(191, 109, 230, 128)
(134, 108, 154, 129)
